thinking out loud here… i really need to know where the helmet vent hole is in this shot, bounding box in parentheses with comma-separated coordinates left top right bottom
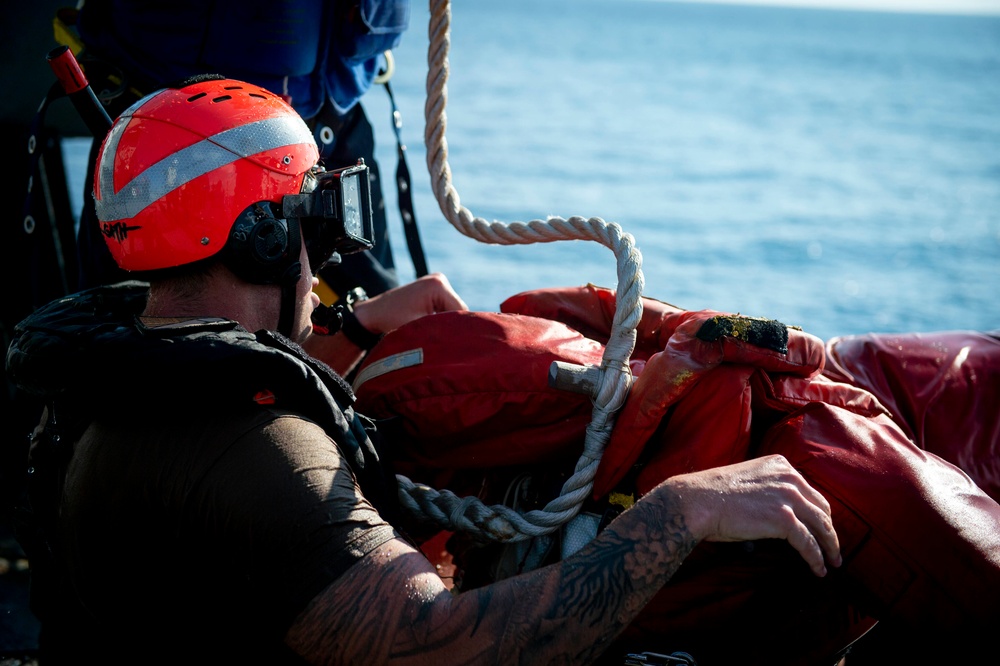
(212, 95, 233, 103)
(187, 92, 207, 102)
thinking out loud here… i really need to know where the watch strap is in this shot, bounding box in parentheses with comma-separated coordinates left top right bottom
(338, 306, 382, 351)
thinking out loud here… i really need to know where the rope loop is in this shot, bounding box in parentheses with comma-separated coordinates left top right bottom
(395, 0, 646, 544)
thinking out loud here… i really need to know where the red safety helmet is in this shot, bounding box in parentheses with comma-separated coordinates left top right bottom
(93, 76, 320, 277)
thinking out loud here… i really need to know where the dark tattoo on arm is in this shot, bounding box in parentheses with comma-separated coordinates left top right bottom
(497, 491, 698, 664)
(287, 490, 697, 665)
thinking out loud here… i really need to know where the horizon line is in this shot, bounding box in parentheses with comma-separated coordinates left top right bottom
(638, 0, 1000, 17)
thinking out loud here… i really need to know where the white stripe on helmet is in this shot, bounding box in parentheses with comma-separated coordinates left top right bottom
(95, 113, 315, 223)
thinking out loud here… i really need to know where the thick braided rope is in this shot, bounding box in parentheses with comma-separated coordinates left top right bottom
(394, 0, 644, 543)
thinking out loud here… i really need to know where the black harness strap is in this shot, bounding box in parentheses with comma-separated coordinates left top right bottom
(382, 78, 429, 278)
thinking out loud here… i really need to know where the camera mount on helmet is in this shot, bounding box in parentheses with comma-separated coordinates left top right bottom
(281, 159, 375, 273)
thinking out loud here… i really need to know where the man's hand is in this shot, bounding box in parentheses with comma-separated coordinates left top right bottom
(353, 272, 468, 335)
(303, 273, 468, 375)
(658, 454, 842, 577)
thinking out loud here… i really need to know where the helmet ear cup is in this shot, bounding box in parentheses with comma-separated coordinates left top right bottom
(248, 216, 289, 265)
(224, 202, 300, 285)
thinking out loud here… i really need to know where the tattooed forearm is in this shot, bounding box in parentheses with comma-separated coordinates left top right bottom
(287, 488, 699, 666)
(495, 488, 698, 664)
(287, 454, 833, 664)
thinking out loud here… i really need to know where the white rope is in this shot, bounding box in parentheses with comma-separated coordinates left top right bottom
(394, 0, 645, 543)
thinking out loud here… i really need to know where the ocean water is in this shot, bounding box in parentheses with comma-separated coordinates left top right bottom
(364, 0, 1000, 342)
(65, 0, 1000, 343)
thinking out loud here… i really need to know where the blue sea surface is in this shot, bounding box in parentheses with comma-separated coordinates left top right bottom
(365, 0, 1000, 342)
(64, 0, 1000, 342)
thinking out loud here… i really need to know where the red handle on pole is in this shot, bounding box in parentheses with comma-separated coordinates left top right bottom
(46, 45, 114, 136)
(47, 45, 88, 94)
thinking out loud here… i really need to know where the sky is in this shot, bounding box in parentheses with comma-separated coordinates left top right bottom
(679, 0, 1000, 15)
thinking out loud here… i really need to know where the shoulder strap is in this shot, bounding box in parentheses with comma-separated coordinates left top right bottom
(381, 75, 429, 277)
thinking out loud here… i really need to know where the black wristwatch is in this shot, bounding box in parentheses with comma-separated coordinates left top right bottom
(337, 287, 382, 351)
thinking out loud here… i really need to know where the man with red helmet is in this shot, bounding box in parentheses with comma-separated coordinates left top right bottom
(92, 73, 463, 374)
(6, 77, 842, 664)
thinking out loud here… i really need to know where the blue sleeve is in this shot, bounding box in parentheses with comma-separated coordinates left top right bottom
(323, 0, 411, 114)
(76, 0, 410, 118)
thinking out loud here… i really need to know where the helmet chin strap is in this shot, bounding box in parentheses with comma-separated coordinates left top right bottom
(273, 215, 304, 339)
(276, 261, 303, 338)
